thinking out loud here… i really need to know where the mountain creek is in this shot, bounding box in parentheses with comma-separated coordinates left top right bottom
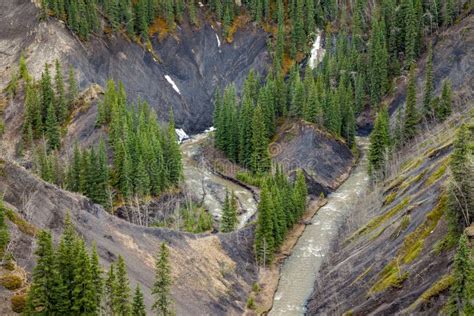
(269, 136, 370, 315)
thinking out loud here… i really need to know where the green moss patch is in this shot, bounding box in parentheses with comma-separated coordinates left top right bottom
(407, 274, 453, 311)
(0, 274, 22, 290)
(369, 261, 409, 294)
(383, 191, 398, 206)
(11, 293, 26, 313)
(348, 197, 410, 242)
(391, 215, 411, 240)
(3, 209, 37, 237)
(424, 159, 449, 187)
(398, 194, 447, 264)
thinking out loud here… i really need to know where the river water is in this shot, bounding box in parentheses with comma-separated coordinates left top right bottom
(269, 137, 369, 315)
(180, 130, 257, 228)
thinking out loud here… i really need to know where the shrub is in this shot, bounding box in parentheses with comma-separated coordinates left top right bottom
(246, 295, 256, 310)
(11, 293, 26, 313)
(0, 274, 23, 290)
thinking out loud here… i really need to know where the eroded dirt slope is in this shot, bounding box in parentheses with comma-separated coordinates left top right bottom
(0, 0, 270, 134)
(0, 158, 257, 315)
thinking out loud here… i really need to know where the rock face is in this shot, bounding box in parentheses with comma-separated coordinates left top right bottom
(0, 0, 270, 134)
(270, 120, 354, 195)
(0, 158, 257, 315)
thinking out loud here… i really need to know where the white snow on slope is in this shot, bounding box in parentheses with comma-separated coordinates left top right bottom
(308, 31, 326, 69)
(215, 34, 221, 47)
(164, 75, 181, 95)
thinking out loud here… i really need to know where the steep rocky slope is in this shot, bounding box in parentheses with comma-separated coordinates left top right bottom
(306, 15, 474, 315)
(0, 0, 270, 134)
(0, 158, 257, 315)
(270, 119, 354, 195)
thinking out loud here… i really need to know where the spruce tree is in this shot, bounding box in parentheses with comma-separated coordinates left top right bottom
(447, 234, 474, 315)
(254, 183, 274, 266)
(165, 109, 183, 184)
(114, 256, 132, 315)
(422, 42, 434, 119)
(221, 190, 238, 232)
(71, 240, 97, 314)
(90, 242, 103, 310)
(45, 101, 61, 151)
(132, 285, 146, 316)
(403, 63, 419, 142)
(105, 264, 117, 315)
(68, 66, 78, 107)
(436, 80, 453, 121)
(250, 105, 271, 174)
(152, 242, 173, 316)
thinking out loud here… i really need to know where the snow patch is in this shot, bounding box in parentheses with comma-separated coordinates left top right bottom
(175, 128, 189, 143)
(308, 31, 325, 69)
(198, 2, 204, 7)
(215, 34, 221, 48)
(164, 75, 181, 95)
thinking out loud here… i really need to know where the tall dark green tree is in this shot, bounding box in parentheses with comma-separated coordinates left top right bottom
(221, 190, 238, 232)
(403, 63, 419, 141)
(152, 242, 173, 316)
(132, 285, 146, 316)
(422, 42, 434, 119)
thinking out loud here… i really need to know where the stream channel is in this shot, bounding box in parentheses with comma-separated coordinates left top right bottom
(269, 137, 370, 315)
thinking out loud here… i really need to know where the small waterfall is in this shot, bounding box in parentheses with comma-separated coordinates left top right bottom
(308, 31, 325, 69)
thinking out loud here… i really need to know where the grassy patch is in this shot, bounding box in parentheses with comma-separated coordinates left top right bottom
(399, 170, 428, 193)
(236, 171, 266, 188)
(400, 157, 423, 173)
(398, 194, 447, 264)
(3, 209, 38, 237)
(369, 260, 409, 294)
(0, 273, 22, 290)
(390, 215, 411, 240)
(11, 293, 26, 313)
(348, 197, 410, 241)
(408, 274, 454, 311)
(424, 159, 449, 187)
(383, 191, 398, 206)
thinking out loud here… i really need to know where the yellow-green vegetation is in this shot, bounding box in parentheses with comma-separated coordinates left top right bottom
(3, 209, 37, 237)
(399, 170, 428, 193)
(0, 273, 23, 290)
(424, 159, 449, 187)
(408, 274, 454, 311)
(391, 215, 411, 240)
(383, 191, 398, 206)
(369, 260, 409, 294)
(342, 310, 353, 316)
(11, 293, 26, 313)
(246, 295, 256, 310)
(400, 157, 423, 173)
(398, 194, 447, 264)
(348, 197, 410, 241)
(236, 171, 266, 187)
(349, 264, 374, 287)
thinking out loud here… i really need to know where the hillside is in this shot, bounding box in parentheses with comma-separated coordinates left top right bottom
(306, 14, 474, 315)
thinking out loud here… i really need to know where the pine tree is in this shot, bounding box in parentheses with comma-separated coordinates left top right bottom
(254, 183, 274, 266)
(221, 190, 238, 232)
(54, 60, 68, 125)
(368, 108, 390, 177)
(404, 0, 417, 66)
(68, 66, 78, 108)
(447, 234, 474, 315)
(293, 169, 308, 216)
(45, 101, 61, 151)
(436, 80, 453, 121)
(132, 285, 146, 316)
(422, 42, 434, 119)
(25, 231, 67, 314)
(369, 12, 388, 107)
(165, 109, 182, 184)
(90, 242, 103, 310)
(251, 105, 271, 174)
(105, 264, 117, 315)
(403, 63, 419, 141)
(71, 239, 97, 314)
(153, 243, 173, 316)
(114, 256, 132, 315)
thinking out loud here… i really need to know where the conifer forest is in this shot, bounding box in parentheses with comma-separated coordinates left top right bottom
(0, 0, 472, 315)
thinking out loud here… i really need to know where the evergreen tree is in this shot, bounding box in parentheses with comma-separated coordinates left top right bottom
(447, 234, 474, 315)
(152, 243, 173, 316)
(403, 63, 419, 141)
(221, 190, 238, 232)
(250, 105, 271, 174)
(369, 12, 388, 107)
(71, 239, 97, 314)
(25, 231, 67, 315)
(45, 101, 61, 151)
(165, 109, 183, 184)
(68, 66, 78, 107)
(114, 256, 132, 315)
(132, 285, 146, 316)
(254, 183, 274, 266)
(404, 0, 417, 66)
(90, 242, 103, 310)
(54, 60, 68, 125)
(422, 42, 434, 119)
(368, 108, 390, 177)
(436, 80, 453, 121)
(105, 264, 117, 315)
